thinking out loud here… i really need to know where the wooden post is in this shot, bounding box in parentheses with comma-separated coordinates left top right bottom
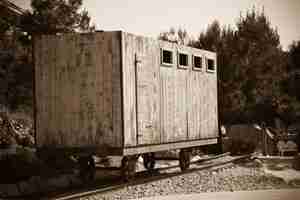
(32, 34, 36, 147)
(216, 61, 223, 154)
(262, 122, 267, 156)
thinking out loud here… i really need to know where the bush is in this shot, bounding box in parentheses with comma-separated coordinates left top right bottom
(230, 138, 256, 155)
(0, 111, 34, 148)
(0, 147, 41, 183)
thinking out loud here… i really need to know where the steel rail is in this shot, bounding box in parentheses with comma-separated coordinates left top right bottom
(49, 153, 254, 200)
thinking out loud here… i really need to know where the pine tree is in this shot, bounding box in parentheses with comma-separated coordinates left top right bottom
(0, 0, 94, 111)
(191, 8, 289, 124)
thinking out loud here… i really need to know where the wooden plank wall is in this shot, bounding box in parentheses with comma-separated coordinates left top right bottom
(122, 33, 161, 146)
(122, 33, 137, 146)
(187, 49, 219, 140)
(122, 33, 218, 147)
(35, 32, 123, 148)
(35, 31, 217, 151)
(188, 64, 200, 140)
(160, 66, 176, 143)
(159, 43, 189, 143)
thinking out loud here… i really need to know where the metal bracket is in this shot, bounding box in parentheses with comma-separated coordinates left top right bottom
(135, 53, 142, 65)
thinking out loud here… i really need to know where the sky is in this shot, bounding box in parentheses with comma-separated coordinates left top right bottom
(11, 0, 300, 50)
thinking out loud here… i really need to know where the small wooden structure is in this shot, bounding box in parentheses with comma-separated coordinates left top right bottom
(277, 140, 298, 156)
(34, 31, 219, 177)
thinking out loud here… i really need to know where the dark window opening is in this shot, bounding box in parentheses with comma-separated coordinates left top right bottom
(179, 53, 188, 66)
(207, 58, 215, 71)
(193, 56, 202, 69)
(162, 49, 173, 65)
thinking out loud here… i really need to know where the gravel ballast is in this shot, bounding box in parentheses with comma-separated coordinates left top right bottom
(80, 162, 300, 200)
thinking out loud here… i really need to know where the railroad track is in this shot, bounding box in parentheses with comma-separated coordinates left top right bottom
(45, 153, 255, 200)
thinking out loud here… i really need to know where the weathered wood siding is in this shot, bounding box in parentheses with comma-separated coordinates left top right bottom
(159, 43, 189, 143)
(188, 50, 219, 140)
(35, 32, 123, 148)
(35, 31, 218, 153)
(122, 33, 161, 146)
(122, 33, 218, 147)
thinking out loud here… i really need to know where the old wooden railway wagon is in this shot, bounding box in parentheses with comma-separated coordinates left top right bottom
(34, 31, 219, 178)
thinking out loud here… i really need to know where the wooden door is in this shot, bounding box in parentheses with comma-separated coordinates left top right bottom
(135, 53, 160, 145)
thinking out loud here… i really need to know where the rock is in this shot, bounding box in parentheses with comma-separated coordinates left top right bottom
(38, 178, 52, 193)
(30, 176, 42, 191)
(0, 144, 17, 159)
(43, 175, 70, 192)
(108, 156, 123, 167)
(0, 184, 20, 197)
(191, 155, 201, 162)
(18, 180, 37, 195)
(16, 146, 37, 163)
(293, 154, 300, 170)
(38, 175, 70, 193)
(253, 158, 263, 167)
(0, 112, 34, 148)
(54, 175, 70, 188)
(68, 175, 83, 186)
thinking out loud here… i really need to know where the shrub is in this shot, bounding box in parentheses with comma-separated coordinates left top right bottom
(230, 138, 256, 155)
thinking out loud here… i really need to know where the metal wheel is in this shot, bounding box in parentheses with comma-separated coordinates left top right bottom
(121, 155, 138, 181)
(142, 153, 155, 170)
(179, 149, 190, 171)
(78, 155, 96, 182)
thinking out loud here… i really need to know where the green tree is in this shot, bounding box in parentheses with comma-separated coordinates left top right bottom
(159, 27, 190, 45)
(192, 20, 222, 52)
(0, 26, 34, 111)
(286, 41, 300, 101)
(275, 41, 300, 126)
(22, 0, 94, 35)
(234, 9, 288, 123)
(0, 0, 94, 112)
(191, 8, 289, 124)
(289, 41, 300, 71)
